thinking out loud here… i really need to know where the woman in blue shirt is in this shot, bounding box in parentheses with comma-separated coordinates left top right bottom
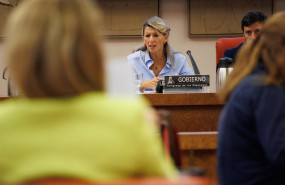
(127, 16, 194, 91)
(218, 12, 285, 185)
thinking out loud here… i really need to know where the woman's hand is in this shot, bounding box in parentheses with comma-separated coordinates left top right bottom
(140, 77, 163, 90)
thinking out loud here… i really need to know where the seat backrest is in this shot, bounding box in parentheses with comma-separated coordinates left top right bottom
(158, 110, 181, 169)
(215, 37, 245, 65)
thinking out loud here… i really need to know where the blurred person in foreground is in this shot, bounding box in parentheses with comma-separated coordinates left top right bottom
(218, 12, 285, 185)
(0, 0, 177, 184)
(224, 10, 267, 62)
(127, 16, 194, 92)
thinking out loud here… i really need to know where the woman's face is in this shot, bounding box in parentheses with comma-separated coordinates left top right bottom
(143, 26, 168, 55)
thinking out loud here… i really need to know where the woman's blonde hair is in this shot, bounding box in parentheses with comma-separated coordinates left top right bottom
(5, 0, 104, 98)
(220, 12, 285, 102)
(135, 16, 175, 66)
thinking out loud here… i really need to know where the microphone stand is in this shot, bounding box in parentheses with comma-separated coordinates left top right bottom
(186, 50, 200, 75)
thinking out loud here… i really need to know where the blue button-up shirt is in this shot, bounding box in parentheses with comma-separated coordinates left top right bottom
(127, 50, 194, 82)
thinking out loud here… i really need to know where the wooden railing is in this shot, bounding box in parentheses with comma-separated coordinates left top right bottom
(143, 93, 223, 180)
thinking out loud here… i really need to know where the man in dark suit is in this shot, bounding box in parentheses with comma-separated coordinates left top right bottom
(224, 11, 267, 62)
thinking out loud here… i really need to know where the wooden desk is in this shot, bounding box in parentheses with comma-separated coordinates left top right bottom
(143, 93, 224, 180)
(0, 97, 9, 101)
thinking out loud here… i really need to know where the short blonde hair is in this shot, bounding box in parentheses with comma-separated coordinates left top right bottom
(135, 16, 175, 67)
(142, 16, 171, 36)
(5, 0, 105, 98)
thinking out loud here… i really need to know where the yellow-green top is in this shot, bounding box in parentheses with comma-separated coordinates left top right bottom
(0, 92, 177, 183)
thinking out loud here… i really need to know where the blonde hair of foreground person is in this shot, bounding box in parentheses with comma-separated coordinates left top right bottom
(0, 0, 177, 184)
(219, 12, 285, 102)
(5, 0, 104, 98)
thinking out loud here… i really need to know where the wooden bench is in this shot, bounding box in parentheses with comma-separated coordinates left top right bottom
(178, 131, 217, 150)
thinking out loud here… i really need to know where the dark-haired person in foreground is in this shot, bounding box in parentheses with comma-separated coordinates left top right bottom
(224, 10, 267, 62)
(218, 12, 285, 185)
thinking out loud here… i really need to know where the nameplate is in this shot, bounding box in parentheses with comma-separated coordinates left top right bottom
(164, 75, 210, 88)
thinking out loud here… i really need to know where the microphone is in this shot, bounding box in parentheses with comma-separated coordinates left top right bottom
(186, 50, 200, 75)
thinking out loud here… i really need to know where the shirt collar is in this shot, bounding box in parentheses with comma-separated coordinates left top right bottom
(144, 50, 171, 70)
(144, 51, 153, 68)
(165, 57, 171, 69)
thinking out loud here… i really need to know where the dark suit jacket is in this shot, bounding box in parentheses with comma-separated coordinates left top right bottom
(224, 43, 244, 62)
